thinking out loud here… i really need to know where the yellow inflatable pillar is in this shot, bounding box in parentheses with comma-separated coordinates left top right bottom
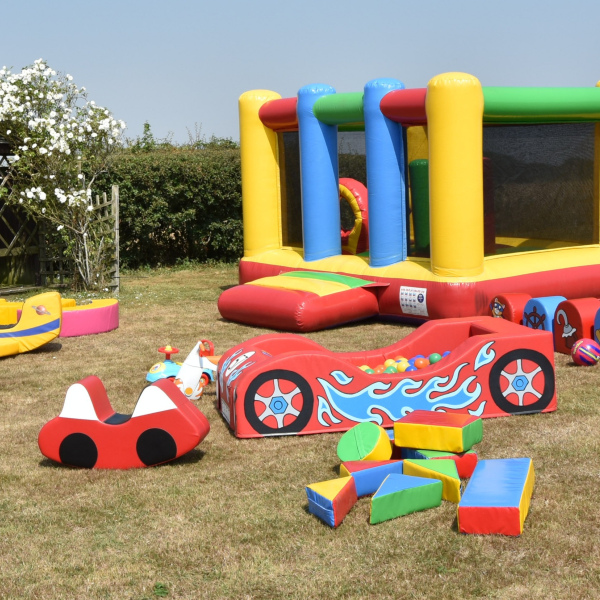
(426, 73, 484, 277)
(239, 90, 282, 257)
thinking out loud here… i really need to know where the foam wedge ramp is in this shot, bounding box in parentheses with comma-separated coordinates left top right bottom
(400, 448, 478, 479)
(370, 474, 442, 524)
(340, 460, 403, 497)
(394, 410, 483, 453)
(337, 422, 392, 462)
(402, 459, 462, 503)
(306, 476, 357, 528)
(458, 458, 535, 536)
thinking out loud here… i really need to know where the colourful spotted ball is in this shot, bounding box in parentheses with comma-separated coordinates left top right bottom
(571, 338, 600, 366)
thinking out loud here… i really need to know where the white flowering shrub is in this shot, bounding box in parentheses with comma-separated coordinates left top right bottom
(0, 59, 125, 289)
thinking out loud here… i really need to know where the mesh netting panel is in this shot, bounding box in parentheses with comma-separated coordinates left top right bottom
(279, 131, 368, 248)
(483, 123, 596, 244)
(338, 131, 367, 185)
(280, 132, 303, 247)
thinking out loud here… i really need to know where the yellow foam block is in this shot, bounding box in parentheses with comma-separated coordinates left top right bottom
(307, 476, 353, 501)
(403, 459, 462, 503)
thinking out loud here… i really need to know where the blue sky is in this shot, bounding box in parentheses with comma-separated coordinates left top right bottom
(4, 0, 600, 144)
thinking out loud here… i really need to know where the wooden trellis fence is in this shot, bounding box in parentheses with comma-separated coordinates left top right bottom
(0, 137, 40, 289)
(0, 136, 119, 293)
(38, 185, 120, 293)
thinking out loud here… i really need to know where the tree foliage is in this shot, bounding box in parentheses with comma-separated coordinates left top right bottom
(97, 125, 242, 268)
(0, 59, 125, 289)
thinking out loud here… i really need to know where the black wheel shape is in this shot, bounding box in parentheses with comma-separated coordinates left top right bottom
(59, 433, 98, 468)
(136, 428, 177, 466)
(489, 349, 555, 414)
(244, 369, 314, 435)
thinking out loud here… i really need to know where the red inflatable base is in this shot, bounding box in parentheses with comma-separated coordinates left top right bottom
(239, 260, 600, 322)
(218, 283, 380, 332)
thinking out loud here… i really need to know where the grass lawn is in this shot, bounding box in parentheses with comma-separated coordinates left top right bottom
(1, 263, 599, 599)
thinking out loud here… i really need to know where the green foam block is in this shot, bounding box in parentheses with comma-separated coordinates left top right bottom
(370, 474, 443, 524)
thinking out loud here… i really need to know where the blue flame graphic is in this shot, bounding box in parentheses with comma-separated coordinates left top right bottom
(316, 361, 481, 426)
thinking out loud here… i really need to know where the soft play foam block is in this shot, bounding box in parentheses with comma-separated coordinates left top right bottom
(370, 474, 443, 524)
(489, 293, 531, 324)
(522, 296, 566, 337)
(393, 410, 483, 453)
(402, 459, 462, 503)
(458, 458, 535, 536)
(306, 476, 358, 528)
(553, 298, 600, 354)
(337, 422, 392, 462)
(339, 460, 404, 497)
(400, 448, 478, 479)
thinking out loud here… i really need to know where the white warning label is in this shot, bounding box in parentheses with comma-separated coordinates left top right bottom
(400, 286, 429, 317)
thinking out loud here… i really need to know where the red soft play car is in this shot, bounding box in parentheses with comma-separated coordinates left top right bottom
(38, 376, 210, 469)
(217, 316, 557, 438)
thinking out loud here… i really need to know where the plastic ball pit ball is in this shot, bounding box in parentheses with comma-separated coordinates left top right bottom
(414, 358, 430, 369)
(360, 351, 450, 374)
(571, 338, 600, 366)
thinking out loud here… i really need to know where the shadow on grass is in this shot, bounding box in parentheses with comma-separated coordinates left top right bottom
(38, 448, 207, 469)
(31, 342, 63, 354)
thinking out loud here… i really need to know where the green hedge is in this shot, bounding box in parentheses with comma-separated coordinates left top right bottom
(98, 147, 242, 268)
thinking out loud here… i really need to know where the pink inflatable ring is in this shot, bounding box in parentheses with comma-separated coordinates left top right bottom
(59, 298, 119, 337)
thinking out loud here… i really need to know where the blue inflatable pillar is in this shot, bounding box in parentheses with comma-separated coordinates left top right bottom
(297, 84, 341, 262)
(364, 78, 407, 267)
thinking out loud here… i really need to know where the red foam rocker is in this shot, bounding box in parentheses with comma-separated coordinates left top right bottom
(38, 377, 210, 469)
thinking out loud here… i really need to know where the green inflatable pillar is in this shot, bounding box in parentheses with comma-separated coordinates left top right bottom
(409, 159, 430, 254)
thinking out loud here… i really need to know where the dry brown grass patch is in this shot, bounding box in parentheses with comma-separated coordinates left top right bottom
(1, 264, 599, 599)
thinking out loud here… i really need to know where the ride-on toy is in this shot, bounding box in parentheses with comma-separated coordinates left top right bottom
(38, 376, 210, 469)
(147, 340, 219, 400)
(217, 316, 557, 438)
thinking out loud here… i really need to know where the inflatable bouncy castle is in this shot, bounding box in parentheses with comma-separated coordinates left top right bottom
(219, 73, 600, 329)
